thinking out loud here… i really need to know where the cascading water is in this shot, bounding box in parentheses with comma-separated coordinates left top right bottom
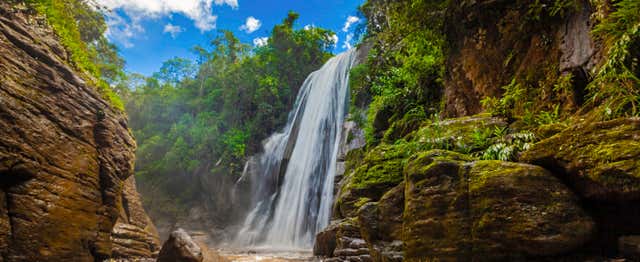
(234, 49, 357, 250)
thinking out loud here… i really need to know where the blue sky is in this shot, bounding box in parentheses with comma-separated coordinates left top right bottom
(98, 0, 365, 76)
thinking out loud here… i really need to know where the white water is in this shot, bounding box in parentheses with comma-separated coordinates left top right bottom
(234, 49, 357, 249)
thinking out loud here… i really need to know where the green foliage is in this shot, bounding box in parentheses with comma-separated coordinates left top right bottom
(535, 104, 561, 125)
(481, 78, 529, 119)
(481, 132, 536, 161)
(588, 0, 640, 118)
(24, 0, 125, 110)
(355, 0, 448, 146)
(126, 13, 335, 211)
(526, 0, 578, 21)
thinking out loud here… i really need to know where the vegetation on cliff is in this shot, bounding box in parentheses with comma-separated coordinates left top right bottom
(20, 0, 126, 109)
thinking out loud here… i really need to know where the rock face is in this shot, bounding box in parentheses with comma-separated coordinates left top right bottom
(111, 176, 161, 258)
(403, 151, 594, 261)
(357, 183, 404, 262)
(443, 0, 600, 116)
(158, 229, 204, 262)
(0, 3, 158, 261)
(521, 118, 640, 201)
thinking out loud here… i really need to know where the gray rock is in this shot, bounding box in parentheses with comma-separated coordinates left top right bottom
(157, 229, 203, 262)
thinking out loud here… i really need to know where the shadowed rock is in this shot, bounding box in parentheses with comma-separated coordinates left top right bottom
(158, 229, 203, 262)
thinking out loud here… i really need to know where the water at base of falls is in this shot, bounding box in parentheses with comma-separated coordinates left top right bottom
(232, 49, 357, 250)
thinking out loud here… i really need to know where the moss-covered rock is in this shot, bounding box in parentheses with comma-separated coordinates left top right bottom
(403, 151, 473, 260)
(521, 117, 640, 201)
(335, 142, 422, 218)
(468, 161, 594, 259)
(357, 183, 405, 262)
(403, 151, 594, 261)
(406, 114, 508, 154)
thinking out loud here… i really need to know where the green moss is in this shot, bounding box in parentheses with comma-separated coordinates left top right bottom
(350, 160, 405, 190)
(469, 161, 532, 192)
(354, 197, 372, 209)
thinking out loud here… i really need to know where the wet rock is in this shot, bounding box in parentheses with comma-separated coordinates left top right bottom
(403, 150, 594, 260)
(521, 118, 640, 201)
(334, 248, 369, 257)
(314, 222, 339, 257)
(314, 219, 363, 257)
(0, 3, 157, 261)
(157, 229, 203, 262)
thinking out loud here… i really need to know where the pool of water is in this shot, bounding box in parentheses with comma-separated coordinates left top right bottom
(216, 250, 315, 262)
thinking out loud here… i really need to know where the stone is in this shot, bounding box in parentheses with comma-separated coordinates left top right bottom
(0, 3, 157, 261)
(358, 183, 405, 262)
(111, 176, 161, 258)
(314, 219, 363, 257)
(403, 151, 594, 261)
(157, 229, 203, 262)
(521, 118, 640, 201)
(314, 222, 339, 257)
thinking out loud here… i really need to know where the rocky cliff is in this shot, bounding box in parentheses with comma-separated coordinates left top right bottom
(317, 0, 640, 261)
(0, 3, 159, 261)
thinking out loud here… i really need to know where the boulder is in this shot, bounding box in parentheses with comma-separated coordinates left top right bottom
(157, 229, 203, 262)
(314, 219, 362, 257)
(403, 150, 594, 261)
(521, 118, 640, 201)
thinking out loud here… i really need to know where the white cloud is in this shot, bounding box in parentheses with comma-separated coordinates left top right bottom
(329, 34, 338, 45)
(240, 16, 261, 34)
(163, 23, 183, 38)
(342, 33, 354, 50)
(95, 0, 239, 47)
(214, 0, 238, 8)
(104, 12, 139, 48)
(342, 16, 360, 32)
(253, 37, 268, 47)
(304, 24, 314, 30)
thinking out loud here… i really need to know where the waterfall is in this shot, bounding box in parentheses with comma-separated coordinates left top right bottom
(234, 49, 357, 250)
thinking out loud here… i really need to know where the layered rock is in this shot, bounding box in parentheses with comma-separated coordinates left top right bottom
(111, 176, 161, 258)
(0, 3, 158, 261)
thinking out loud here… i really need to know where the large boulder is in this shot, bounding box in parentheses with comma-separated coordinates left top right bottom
(521, 118, 640, 201)
(403, 150, 594, 261)
(157, 229, 203, 262)
(0, 3, 158, 261)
